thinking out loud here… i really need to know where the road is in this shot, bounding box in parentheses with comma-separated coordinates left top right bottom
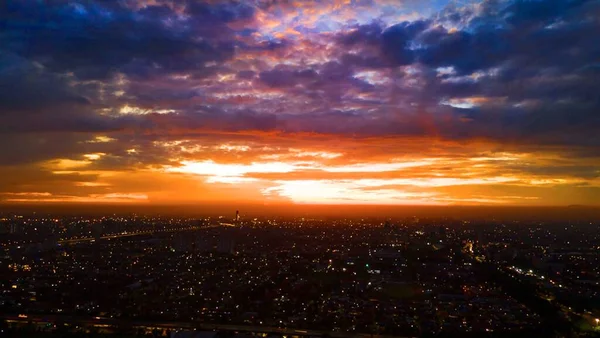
(2, 314, 405, 338)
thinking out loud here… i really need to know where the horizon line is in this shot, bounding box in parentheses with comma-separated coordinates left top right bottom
(1, 202, 598, 209)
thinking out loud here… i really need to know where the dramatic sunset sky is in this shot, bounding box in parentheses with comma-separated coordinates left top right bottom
(0, 0, 599, 206)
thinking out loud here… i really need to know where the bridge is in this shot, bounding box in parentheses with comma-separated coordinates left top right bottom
(58, 224, 225, 245)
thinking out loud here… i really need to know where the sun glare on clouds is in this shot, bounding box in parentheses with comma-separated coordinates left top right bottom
(163, 156, 521, 204)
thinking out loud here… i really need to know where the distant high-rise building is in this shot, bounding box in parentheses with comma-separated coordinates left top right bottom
(217, 236, 235, 254)
(476, 228, 484, 244)
(9, 223, 21, 234)
(173, 233, 194, 252)
(92, 223, 103, 240)
(102, 218, 121, 235)
(235, 210, 240, 223)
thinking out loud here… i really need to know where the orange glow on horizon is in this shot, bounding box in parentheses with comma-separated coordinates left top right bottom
(2, 139, 598, 206)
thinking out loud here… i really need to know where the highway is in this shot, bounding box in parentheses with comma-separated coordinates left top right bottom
(1, 314, 404, 338)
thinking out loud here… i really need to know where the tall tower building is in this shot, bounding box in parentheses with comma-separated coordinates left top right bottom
(235, 210, 240, 223)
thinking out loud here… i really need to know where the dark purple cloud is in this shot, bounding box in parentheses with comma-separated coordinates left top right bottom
(0, 0, 599, 168)
(0, 0, 238, 81)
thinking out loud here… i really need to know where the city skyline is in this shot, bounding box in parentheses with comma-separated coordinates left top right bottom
(2, 211, 599, 336)
(1, 0, 599, 206)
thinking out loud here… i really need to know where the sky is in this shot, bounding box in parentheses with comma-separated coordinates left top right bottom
(0, 0, 599, 206)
